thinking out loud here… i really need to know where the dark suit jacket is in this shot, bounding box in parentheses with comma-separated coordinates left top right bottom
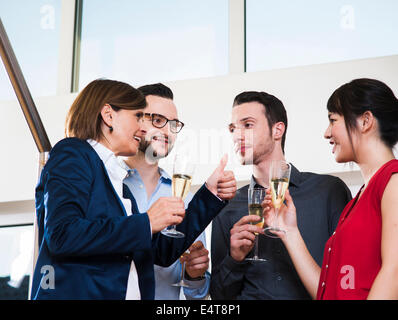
(31, 138, 225, 300)
(210, 166, 352, 300)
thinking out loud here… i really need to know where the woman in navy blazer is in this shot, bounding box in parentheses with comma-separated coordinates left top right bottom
(31, 79, 236, 300)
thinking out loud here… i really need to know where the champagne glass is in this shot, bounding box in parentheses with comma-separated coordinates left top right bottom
(245, 187, 267, 262)
(264, 160, 291, 238)
(171, 249, 192, 288)
(161, 154, 194, 238)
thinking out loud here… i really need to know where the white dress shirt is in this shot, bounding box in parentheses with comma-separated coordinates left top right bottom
(121, 161, 210, 299)
(87, 139, 141, 300)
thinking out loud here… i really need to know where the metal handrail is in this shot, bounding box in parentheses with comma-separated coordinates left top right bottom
(0, 19, 51, 153)
(0, 17, 52, 299)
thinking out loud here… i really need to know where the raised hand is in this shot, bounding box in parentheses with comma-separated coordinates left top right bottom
(206, 154, 237, 200)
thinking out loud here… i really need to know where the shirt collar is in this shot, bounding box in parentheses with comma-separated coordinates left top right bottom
(87, 139, 128, 180)
(119, 159, 171, 182)
(289, 164, 302, 187)
(250, 162, 301, 188)
(249, 176, 265, 189)
(87, 139, 114, 165)
(119, 158, 134, 172)
(158, 167, 171, 181)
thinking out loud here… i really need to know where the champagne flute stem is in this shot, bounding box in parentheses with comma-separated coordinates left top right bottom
(181, 260, 186, 282)
(274, 207, 279, 230)
(254, 235, 259, 259)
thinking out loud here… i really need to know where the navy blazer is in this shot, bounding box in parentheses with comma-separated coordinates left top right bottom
(31, 138, 226, 300)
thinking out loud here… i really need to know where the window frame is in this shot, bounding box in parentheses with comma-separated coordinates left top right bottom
(70, 0, 245, 92)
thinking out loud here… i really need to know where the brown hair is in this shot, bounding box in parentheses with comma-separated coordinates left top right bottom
(233, 91, 288, 153)
(65, 79, 146, 140)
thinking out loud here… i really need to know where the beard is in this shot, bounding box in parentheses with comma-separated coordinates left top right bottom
(237, 151, 253, 165)
(236, 143, 273, 166)
(139, 137, 172, 164)
(234, 144, 254, 165)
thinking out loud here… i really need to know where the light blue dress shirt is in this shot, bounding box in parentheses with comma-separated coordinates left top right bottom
(122, 165, 210, 300)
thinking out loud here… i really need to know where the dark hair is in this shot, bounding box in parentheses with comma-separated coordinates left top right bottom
(65, 79, 146, 140)
(138, 83, 173, 100)
(327, 78, 398, 149)
(233, 91, 288, 153)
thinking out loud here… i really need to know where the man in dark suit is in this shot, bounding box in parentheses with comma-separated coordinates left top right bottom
(210, 91, 352, 300)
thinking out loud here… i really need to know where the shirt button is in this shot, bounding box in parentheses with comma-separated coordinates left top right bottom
(326, 265, 329, 268)
(276, 276, 282, 281)
(328, 247, 331, 253)
(333, 231, 336, 236)
(139, 184, 144, 189)
(322, 282, 325, 287)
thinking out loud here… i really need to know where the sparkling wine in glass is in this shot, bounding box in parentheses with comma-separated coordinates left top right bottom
(161, 154, 194, 238)
(245, 187, 267, 262)
(264, 160, 291, 238)
(172, 173, 192, 201)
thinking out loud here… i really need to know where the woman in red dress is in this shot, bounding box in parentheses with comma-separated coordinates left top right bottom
(263, 78, 398, 299)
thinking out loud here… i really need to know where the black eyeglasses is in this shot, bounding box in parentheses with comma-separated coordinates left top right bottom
(142, 112, 184, 133)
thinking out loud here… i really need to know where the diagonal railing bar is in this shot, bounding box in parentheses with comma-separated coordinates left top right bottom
(0, 17, 52, 299)
(0, 19, 51, 153)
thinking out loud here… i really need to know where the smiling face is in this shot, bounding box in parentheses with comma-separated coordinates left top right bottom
(229, 102, 276, 165)
(139, 95, 178, 161)
(324, 112, 357, 163)
(101, 106, 145, 157)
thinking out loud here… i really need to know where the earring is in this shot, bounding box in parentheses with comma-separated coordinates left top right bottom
(101, 117, 113, 132)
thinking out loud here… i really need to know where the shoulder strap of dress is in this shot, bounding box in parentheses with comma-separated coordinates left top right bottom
(370, 160, 398, 202)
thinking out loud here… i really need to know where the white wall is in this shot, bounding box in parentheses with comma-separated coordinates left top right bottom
(1, 54, 398, 223)
(164, 54, 398, 186)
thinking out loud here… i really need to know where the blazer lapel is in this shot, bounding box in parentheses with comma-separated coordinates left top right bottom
(122, 183, 141, 214)
(97, 157, 129, 216)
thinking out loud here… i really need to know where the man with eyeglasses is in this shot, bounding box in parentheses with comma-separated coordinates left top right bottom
(122, 83, 211, 300)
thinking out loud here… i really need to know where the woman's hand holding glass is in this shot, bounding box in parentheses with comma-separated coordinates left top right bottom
(147, 197, 185, 234)
(262, 189, 299, 241)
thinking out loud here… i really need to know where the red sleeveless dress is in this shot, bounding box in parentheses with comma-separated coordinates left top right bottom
(317, 159, 398, 300)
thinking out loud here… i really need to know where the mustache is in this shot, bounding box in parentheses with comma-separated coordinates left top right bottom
(138, 139, 151, 153)
(138, 135, 173, 162)
(139, 134, 169, 149)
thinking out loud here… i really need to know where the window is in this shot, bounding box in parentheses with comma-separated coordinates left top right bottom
(0, 0, 62, 100)
(78, 0, 229, 90)
(0, 224, 33, 300)
(245, 0, 398, 72)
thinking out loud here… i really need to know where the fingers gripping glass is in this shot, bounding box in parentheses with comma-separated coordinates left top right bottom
(245, 188, 267, 262)
(161, 154, 194, 238)
(143, 113, 184, 133)
(264, 160, 291, 238)
(171, 249, 192, 288)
